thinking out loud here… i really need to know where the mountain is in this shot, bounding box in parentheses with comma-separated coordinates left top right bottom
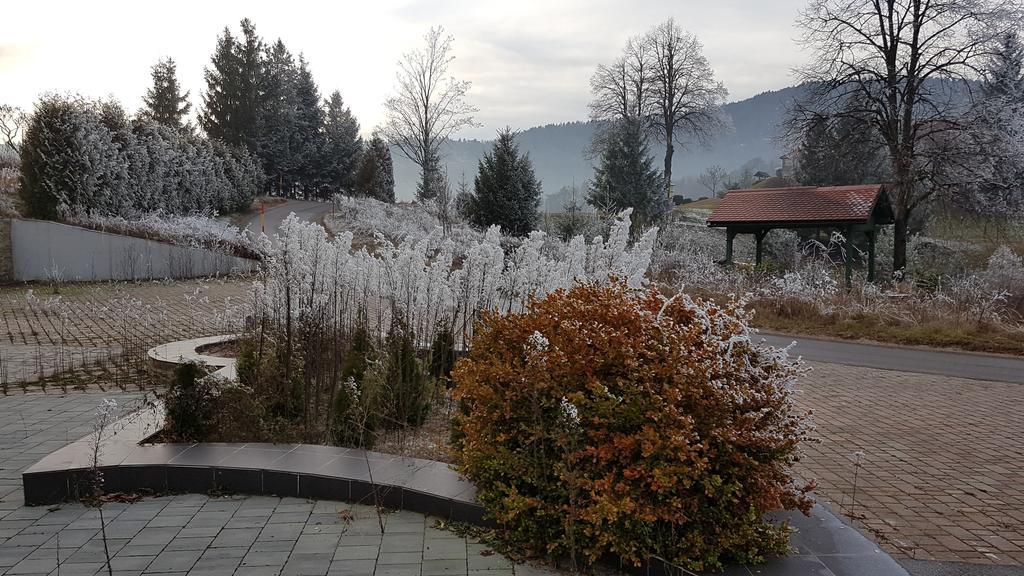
(391, 85, 804, 203)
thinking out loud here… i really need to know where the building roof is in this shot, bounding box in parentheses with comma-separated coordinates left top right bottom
(707, 184, 890, 227)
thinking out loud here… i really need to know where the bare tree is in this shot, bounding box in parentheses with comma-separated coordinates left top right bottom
(0, 105, 25, 153)
(381, 27, 477, 202)
(698, 164, 729, 198)
(792, 0, 1023, 273)
(588, 20, 727, 197)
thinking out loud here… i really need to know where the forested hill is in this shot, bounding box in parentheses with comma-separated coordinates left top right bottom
(391, 85, 804, 203)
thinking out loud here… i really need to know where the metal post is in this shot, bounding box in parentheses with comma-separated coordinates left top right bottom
(725, 229, 736, 264)
(755, 230, 766, 267)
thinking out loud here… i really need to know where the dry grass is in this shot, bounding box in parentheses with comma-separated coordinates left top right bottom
(677, 198, 721, 211)
(751, 299, 1024, 356)
(373, 390, 457, 463)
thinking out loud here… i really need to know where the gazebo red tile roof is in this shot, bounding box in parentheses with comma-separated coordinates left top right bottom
(707, 184, 886, 226)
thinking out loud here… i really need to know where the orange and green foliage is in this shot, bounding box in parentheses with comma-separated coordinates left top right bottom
(452, 282, 814, 571)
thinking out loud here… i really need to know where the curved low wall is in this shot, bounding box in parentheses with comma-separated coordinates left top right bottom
(22, 401, 488, 527)
(10, 218, 256, 282)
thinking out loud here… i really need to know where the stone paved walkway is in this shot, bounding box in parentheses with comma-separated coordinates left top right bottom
(795, 362, 1024, 568)
(0, 392, 558, 576)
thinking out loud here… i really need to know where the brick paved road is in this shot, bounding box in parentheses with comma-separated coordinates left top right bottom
(796, 362, 1024, 569)
(0, 392, 558, 576)
(0, 280, 247, 383)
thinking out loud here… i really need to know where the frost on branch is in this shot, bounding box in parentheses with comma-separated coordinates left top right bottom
(251, 209, 656, 348)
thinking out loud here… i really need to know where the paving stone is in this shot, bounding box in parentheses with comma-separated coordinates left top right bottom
(422, 558, 468, 575)
(327, 559, 376, 575)
(423, 539, 466, 560)
(108, 554, 155, 572)
(332, 545, 380, 561)
(379, 552, 425, 565)
(257, 523, 304, 542)
(381, 533, 424, 553)
(240, 549, 292, 567)
(144, 548, 202, 573)
(374, 564, 423, 576)
(467, 549, 512, 571)
(163, 537, 214, 551)
(52, 562, 104, 576)
(209, 528, 259, 548)
(281, 552, 332, 576)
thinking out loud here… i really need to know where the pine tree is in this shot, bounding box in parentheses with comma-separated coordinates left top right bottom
(470, 128, 541, 237)
(236, 18, 263, 153)
(142, 58, 191, 129)
(795, 116, 835, 186)
(199, 27, 241, 145)
(984, 32, 1024, 100)
(293, 55, 326, 198)
(586, 119, 665, 229)
(320, 90, 362, 196)
(355, 136, 395, 202)
(416, 153, 445, 203)
(200, 20, 262, 152)
(257, 39, 299, 195)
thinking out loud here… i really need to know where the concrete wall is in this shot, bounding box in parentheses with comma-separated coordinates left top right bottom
(9, 218, 257, 282)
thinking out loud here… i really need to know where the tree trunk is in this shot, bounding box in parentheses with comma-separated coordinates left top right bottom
(893, 216, 908, 277)
(663, 141, 674, 198)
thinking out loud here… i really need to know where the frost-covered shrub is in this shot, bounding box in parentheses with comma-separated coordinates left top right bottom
(256, 209, 656, 349)
(18, 94, 260, 220)
(452, 283, 813, 571)
(983, 246, 1024, 295)
(0, 147, 19, 216)
(66, 212, 270, 260)
(327, 194, 483, 248)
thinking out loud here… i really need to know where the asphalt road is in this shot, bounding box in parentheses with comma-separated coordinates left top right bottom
(760, 332, 1024, 384)
(243, 198, 334, 237)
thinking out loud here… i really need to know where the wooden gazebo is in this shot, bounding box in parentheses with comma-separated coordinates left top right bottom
(707, 184, 894, 286)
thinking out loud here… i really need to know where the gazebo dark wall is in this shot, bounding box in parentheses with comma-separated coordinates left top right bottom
(707, 184, 894, 287)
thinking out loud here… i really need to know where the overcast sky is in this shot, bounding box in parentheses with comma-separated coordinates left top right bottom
(2, 0, 809, 139)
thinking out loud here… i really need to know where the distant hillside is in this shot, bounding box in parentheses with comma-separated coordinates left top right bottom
(391, 85, 804, 203)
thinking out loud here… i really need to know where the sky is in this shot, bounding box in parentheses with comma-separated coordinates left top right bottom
(2, 0, 810, 140)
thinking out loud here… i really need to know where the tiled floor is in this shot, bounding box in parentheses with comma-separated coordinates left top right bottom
(0, 391, 559, 576)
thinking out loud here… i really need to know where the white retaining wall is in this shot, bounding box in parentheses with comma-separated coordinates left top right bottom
(10, 219, 257, 282)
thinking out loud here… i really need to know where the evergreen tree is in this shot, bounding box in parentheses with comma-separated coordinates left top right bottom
(795, 116, 835, 186)
(199, 27, 241, 145)
(355, 136, 395, 202)
(585, 119, 665, 229)
(236, 18, 263, 153)
(984, 32, 1024, 100)
(200, 20, 262, 152)
(319, 90, 362, 196)
(293, 55, 326, 198)
(974, 32, 1024, 215)
(416, 153, 445, 203)
(142, 58, 191, 129)
(469, 128, 541, 237)
(257, 39, 299, 195)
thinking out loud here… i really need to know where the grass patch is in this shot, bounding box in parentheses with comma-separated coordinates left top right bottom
(752, 304, 1024, 356)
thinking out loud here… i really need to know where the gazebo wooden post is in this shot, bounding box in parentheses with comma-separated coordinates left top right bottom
(755, 229, 768, 266)
(866, 229, 876, 282)
(844, 226, 854, 290)
(725, 228, 736, 264)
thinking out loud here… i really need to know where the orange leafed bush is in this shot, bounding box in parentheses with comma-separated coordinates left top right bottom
(452, 282, 814, 571)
